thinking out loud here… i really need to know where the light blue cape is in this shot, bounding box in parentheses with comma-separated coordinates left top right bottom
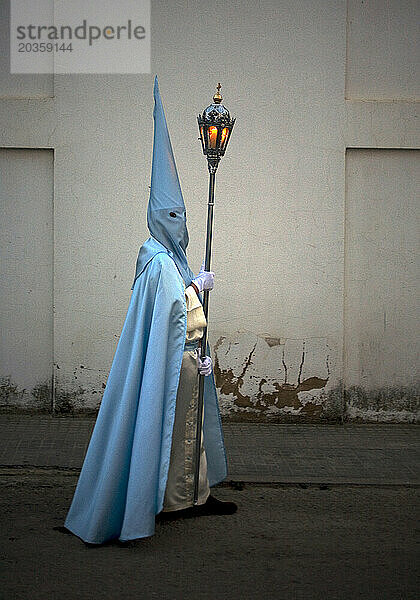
(64, 78, 227, 544)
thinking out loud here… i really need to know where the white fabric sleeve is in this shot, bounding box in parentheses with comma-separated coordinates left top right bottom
(184, 285, 207, 339)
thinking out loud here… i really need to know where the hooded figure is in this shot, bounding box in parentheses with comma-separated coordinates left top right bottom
(63, 77, 231, 545)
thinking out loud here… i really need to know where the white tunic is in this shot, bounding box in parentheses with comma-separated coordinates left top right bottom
(162, 285, 211, 511)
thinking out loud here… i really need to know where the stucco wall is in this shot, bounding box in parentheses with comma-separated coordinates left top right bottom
(0, 0, 419, 421)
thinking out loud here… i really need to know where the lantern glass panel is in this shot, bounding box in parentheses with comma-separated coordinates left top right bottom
(220, 127, 229, 151)
(205, 126, 211, 149)
(209, 125, 219, 149)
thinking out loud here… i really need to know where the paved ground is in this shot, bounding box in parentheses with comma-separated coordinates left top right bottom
(0, 467, 418, 600)
(0, 416, 419, 598)
(0, 415, 419, 485)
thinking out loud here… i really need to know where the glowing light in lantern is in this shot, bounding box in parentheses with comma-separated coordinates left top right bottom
(209, 126, 218, 149)
(221, 127, 228, 148)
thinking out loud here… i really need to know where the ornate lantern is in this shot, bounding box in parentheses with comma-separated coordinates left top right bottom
(197, 83, 235, 173)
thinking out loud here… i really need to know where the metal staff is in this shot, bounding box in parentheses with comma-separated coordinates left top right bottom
(193, 83, 235, 505)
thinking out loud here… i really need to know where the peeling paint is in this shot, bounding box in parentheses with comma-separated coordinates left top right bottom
(1, 332, 418, 424)
(212, 332, 339, 422)
(264, 337, 282, 348)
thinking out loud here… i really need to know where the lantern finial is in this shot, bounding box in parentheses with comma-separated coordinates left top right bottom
(213, 83, 222, 104)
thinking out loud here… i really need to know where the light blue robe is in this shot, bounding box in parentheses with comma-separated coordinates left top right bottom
(64, 76, 227, 544)
(64, 239, 227, 544)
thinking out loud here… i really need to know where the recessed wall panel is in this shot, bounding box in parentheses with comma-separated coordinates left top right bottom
(344, 148, 419, 420)
(0, 148, 54, 407)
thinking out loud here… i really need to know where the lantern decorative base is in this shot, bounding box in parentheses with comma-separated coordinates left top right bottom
(207, 158, 220, 174)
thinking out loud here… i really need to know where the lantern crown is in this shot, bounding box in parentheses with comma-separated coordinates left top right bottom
(201, 102, 232, 126)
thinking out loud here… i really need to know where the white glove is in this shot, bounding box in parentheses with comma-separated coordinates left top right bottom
(192, 260, 215, 293)
(196, 347, 212, 376)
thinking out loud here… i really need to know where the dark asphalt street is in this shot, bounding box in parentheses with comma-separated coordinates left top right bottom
(1, 467, 418, 600)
